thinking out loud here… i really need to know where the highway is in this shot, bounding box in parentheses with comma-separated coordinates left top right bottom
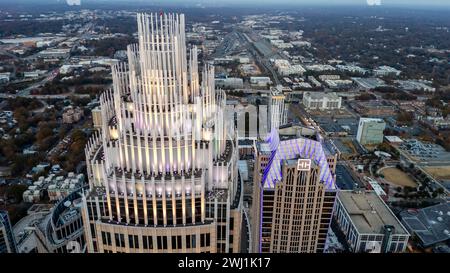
(0, 92, 90, 100)
(235, 31, 281, 86)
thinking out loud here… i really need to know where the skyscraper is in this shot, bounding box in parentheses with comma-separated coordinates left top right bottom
(0, 210, 17, 253)
(81, 13, 242, 253)
(251, 128, 337, 253)
(268, 91, 287, 132)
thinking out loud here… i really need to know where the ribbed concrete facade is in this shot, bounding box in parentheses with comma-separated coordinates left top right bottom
(82, 13, 242, 253)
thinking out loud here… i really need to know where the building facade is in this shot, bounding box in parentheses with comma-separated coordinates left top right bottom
(268, 91, 288, 132)
(302, 92, 342, 110)
(0, 210, 17, 253)
(34, 190, 86, 253)
(356, 118, 386, 145)
(333, 190, 410, 253)
(62, 106, 84, 124)
(251, 129, 337, 253)
(81, 13, 243, 253)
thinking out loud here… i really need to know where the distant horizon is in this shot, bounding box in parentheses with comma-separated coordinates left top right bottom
(1, 0, 450, 8)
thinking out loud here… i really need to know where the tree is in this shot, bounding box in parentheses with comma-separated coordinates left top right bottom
(403, 186, 414, 196)
(1, 139, 17, 160)
(5, 184, 28, 203)
(396, 111, 414, 126)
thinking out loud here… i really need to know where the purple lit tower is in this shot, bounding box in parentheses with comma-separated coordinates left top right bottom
(251, 128, 338, 253)
(82, 13, 243, 253)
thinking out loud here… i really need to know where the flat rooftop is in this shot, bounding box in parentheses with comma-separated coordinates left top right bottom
(338, 190, 408, 235)
(304, 92, 339, 100)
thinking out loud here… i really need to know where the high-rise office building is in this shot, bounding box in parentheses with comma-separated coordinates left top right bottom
(268, 91, 287, 132)
(0, 210, 17, 253)
(81, 13, 243, 253)
(251, 129, 337, 253)
(356, 118, 386, 145)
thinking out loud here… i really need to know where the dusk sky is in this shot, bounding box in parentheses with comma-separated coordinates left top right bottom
(96, 0, 450, 6)
(7, 0, 450, 6)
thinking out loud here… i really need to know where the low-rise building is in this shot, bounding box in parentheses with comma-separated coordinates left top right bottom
(250, 76, 272, 87)
(308, 76, 322, 87)
(0, 72, 11, 83)
(303, 92, 342, 110)
(270, 40, 293, 49)
(333, 190, 410, 253)
(395, 80, 436, 92)
(215, 77, 244, 89)
(400, 203, 450, 249)
(60, 65, 82, 75)
(336, 65, 368, 75)
(352, 77, 386, 90)
(273, 59, 305, 76)
(373, 65, 401, 77)
(350, 101, 396, 117)
(305, 64, 336, 72)
(318, 74, 340, 81)
(23, 172, 84, 203)
(325, 79, 353, 89)
(37, 48, 71, 59)
(62, 106, 84, 124)
(23, 70, 47, 79)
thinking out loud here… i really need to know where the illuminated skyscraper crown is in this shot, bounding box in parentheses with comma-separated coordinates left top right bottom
(95, 13, 228, 178)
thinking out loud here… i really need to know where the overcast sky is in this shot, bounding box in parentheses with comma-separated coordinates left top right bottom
(6, 0, 450, 7)
(101, 0, 450, 6)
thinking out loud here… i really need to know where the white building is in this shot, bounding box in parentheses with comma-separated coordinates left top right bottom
(318, 75, 340, 81)
(250, 76, 272, 87)
(0, 72, 11, 83)
(336, 64, 368, 75)
(325, 79, 353, 89)
(37, 48, 71, 59)
(274, 59, 305, 76)
(23, 172, 84, 203)
(23, 70, 47, 79)
(270, 40, 293, 49)
(395, 80, 436, 92)
(60, 64, 82, 75)
(305, 64, 336, 72)
(82, 13, 243, 254)
(268, 91, 287, 131)
(373, 66, 401, 77)
(302, 92, 342, 110)
(356, 118, 386, 145)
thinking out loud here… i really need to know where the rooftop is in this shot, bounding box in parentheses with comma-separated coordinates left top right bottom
(338, 190, 409, 235)
(360, 117, 385, 123)
(261, 130, 336, 190)
(400, 203, 450, 247)
(304, 92, 340, 100)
